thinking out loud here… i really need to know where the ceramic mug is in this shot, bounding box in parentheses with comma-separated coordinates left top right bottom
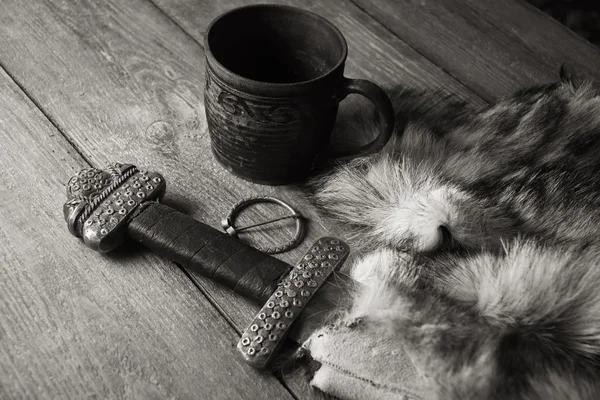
(204, 4, 394, 185)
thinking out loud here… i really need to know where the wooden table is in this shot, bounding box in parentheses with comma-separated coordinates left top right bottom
(1, 0, 599, 399)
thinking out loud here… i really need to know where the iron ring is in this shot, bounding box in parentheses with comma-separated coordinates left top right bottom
(221, 196, 305, 254)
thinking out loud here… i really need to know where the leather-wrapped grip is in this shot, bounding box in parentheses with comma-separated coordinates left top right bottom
(127, 202, 291, 303)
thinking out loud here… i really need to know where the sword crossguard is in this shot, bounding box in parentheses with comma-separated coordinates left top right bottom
(63, 163, 166, 252)
(237, 237, 349, 369)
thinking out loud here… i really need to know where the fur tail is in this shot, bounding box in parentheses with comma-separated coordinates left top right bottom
(312, 86, 520, 253)
(346, 244, 600, 399)
(312, 140, 520, 253)
(444, 241, 600, 365)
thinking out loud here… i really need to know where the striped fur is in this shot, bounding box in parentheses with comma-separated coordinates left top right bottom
(311, 69, 600, 399)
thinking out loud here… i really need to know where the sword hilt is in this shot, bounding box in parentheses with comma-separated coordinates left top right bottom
(63, 163, 349, 369)
(63, 162, 291, 302)
(128, 202, 290, 302)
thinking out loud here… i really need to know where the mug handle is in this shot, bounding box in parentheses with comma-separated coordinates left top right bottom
(330, 78, 395, 158)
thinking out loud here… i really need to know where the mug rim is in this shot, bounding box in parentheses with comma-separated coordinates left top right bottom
(204, 4, 349, 93)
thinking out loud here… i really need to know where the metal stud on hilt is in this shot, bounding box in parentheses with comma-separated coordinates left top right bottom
(221, 196, 305, 254)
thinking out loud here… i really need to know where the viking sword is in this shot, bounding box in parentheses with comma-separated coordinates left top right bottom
(63, 163, 356, 369)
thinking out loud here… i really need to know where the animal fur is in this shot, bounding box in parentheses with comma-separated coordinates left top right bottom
(311, 67, 600, 399)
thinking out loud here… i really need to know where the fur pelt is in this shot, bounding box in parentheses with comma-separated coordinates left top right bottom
(311, 68, 600, 399)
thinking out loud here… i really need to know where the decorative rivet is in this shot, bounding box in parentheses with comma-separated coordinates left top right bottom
(312, 246, 320, 252)
(336, 246, 345, 252)
(119, 209, 127, 215)
(106, 208, 114, 215)
(308, 262, 318, 268)
(329, 254, 339, 260)
(275, 291, 283, 298)
(72, 184, 80, 190)
(115, 199, 124, 206)
(285, 311, 294, 318)
(258, 313, 266, 320)
(125, 191, 133, 197)
(330, 240, 339, 244)
(294, 281, 304, 288)
(110, 217, 118, 223)
(247, 347, 256, 355)
(260, 347, 270, 355)
(137, 192, 145, 198)
(86, 171, 94, 177)
(241, 338, 250, 346)
(82, 184, 91, 191)
(250, 324, 259, 332)
(153, 177, 161, 183)
(304, 254, 314, 261)
(286, 289, 297, 298)
(296, 264, 305, 270)
(293, 299, 303, 307)
(85, 219, 93, 226)
(302, 271, 312, 278)
(290, 272, 298, 279)
(283, 282, 291, 288)
(322, 261, 331, 268)
(146, 185, 154, 190)
(268, 334, 278, 341)
(133, 182, 141, 188)
(325, 246, 334, 251)
(94, 184, 102, 189)
(100, 228, 108, 235)
(123, 184, 130, 189)
(98, 219, 106, 226)
(276, 322, 286, 330)
(141, 176, 149, 181)
(271, 312, 280, 320)
(315, 271, 323, 277)
(264, 323, 273, 331)
(280, 300, 289, 308)
(267, 301, 275, 308)
(255, 336, 264, 344)
(127, 200, 136, 206)
(307, 280, 318, 287)
(301, 290, 310, 297)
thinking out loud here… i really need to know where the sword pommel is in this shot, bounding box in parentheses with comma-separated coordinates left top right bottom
(64, 163, 166, 252)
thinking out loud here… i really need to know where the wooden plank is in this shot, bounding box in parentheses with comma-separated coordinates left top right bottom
(0, 68, 294, 399)
(0, 0, 486, 329)
(146, 0, 487, 348)
(151, 0, 482, 103)
(349, 0, 600, 102)
(0, 0, 485, 397)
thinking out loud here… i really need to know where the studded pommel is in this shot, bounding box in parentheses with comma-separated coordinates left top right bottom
(64, 163, 166, 252)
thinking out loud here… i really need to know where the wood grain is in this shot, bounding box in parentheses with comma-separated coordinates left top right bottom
(350, 0, 600, 102)
(0, 67, 293, 399)
(0, 0, 487, 343)
(3, 0, 598, 398)
(151, 0, 482, 103)
(0, 1, 483, 397)
(148, 0, 489, 339)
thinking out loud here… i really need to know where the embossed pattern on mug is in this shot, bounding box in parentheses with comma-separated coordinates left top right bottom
(204, 66, 333, 183)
